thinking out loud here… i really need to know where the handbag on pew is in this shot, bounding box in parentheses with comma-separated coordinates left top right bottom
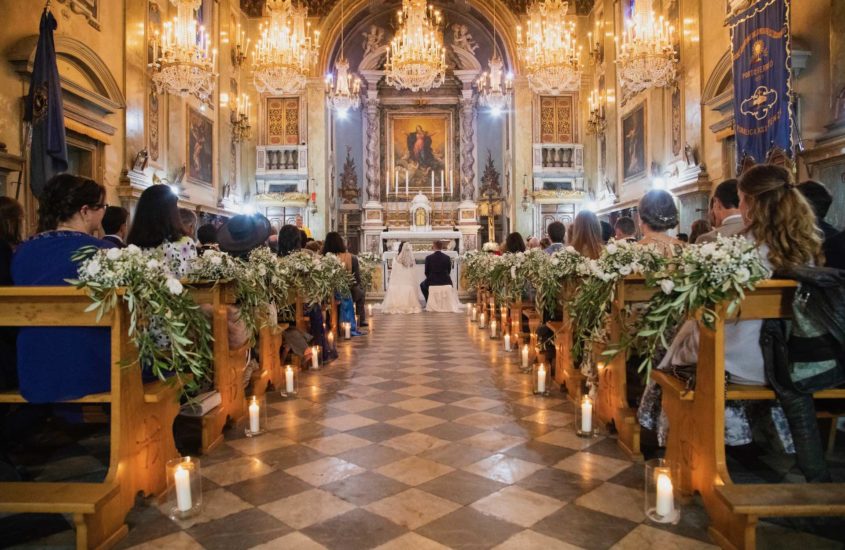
(773, 266, 845, 394)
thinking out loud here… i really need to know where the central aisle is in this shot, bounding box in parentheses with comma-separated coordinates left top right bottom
(124, 311, 716, 549)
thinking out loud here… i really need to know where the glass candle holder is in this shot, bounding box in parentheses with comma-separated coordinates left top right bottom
(342, 322, 352, 340)
(532, 362, 551, 395)
(471, 305, 478, 322)
(280, 364, 299, 398)
(645, 459, 681, 524)
(245, 395, 267, 437)
(326, 330, 336, 353)
(309, 345, 322, 370)
(479, 312, 487, 329)
(521, 344, 531, 372)
(576, 395, 595, 437)
(167, 456, 202, 520)
(489, 319, 499, 339)
(503, 332, 513, 352)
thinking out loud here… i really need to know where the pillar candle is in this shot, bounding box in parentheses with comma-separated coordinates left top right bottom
(471, 305, 477, 321)
(522, 344, 529, 368)
(285, 365, 295, 394)
(311, 346, 319, 368)
(174, 465, 192, 512)
(405, 170, 409, 195)
(581, 396, 593, 433)
(537, 364, 547, 393)
(344, 322, 351, 339)
(249, 397, 260, 433)
(490, 319, 497, 338)
(367, 304, 373, 317)
(431, 171, 435, 194)
(656, 473, 675, 517)
(479, 312, 486, 328)
(504, 333, 511, 351)
(327, 331, 334, 349)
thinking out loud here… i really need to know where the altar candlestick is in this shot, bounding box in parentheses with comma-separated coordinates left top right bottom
(431, 171, 435, 194)
(405, 170, 409, 195)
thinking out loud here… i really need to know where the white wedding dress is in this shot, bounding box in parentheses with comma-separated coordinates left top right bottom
(381, 244, 425, 314)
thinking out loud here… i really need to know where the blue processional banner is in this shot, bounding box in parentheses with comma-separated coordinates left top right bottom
(728, 0, 793, 169)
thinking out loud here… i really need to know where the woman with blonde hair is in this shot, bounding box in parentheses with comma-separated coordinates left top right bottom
(568, 210, 603, 259)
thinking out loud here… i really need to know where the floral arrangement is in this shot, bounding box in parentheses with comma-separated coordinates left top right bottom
(570, 240, 667, 359)
(357, 252, 382, 291)
(487, 251, 534, 305)
(607, 235, 768, 379)
(69, 245, 214, 394)
(280, 251, 354, 305)
(527, 246, 590, 316)
(482, 241, 500, 253)
(462, 249, 496, 291)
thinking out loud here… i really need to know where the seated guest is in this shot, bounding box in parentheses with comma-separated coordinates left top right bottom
(797, 180, 837, 241)
(614, 216, 637, 242)
(824, 230, 845, 269)
(305, 240, 321, 254)
(216, 214, 271, 261)
(526, 236, 541, 250)
(600, 220, 613, 244)
(697, 179, 743, 243)
(196, 223, 219, 255)
(504, 232, 526, 253)
(323, 232, 368, 332)
(689, 219, 712, 244)
(568, 210, 603, 259)
(179, 207, 198, 242)
(539, 237, 552, 250)
(101, 206, 129, 248)
(637, 190, 684, 256)
(544, 221, 566, 254)
(12, 174, 115, 402)
(0, 197, 23, 391)
(127, 185, 196, 277)
(677, 233, 689, 243)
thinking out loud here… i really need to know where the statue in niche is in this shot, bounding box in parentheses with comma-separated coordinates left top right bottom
(362, 25, 385, 57)
(451, 24, 478, 53)
(340, 147, 360, 204)
(479, 150, 501, 197)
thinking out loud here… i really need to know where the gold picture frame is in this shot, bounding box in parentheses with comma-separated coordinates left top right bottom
(386, 110, 453, 195)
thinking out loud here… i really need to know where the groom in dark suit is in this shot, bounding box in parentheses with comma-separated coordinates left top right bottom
(421, 241, 453, 302)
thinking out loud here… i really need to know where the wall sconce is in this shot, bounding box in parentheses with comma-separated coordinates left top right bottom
(521, 185, 532, 212)
(586, 88, 607, 136)
(231, 93, 251, 143)
(230, 24, 249, 69)
(309, 191, 318, 214)
(587, 20, 604, 64)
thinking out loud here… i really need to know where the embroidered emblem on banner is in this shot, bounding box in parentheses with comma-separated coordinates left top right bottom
(740, 86, 778, 121)
(32, 83, 49, 124)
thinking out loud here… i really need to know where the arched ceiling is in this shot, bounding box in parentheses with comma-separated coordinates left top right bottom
(240, 0, 595, 18)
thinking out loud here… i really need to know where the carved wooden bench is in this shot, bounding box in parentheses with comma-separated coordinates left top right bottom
(0, 287, 181, 549)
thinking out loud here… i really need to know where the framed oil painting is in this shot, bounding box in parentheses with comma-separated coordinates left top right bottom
(187, 106, 214, 186)
(622, 102, 647, 181)
(387, 111, 451, 193)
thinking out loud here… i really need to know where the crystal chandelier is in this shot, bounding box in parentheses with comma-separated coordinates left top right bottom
(516, 0, 582, 95)
(615, 0, 677, 96)
(325, 0, 361, 114)
(252, 0, 320, 95)
(384, 0, 447, 92)
(476, 0, 513, 115)
(149, 0, 217, 105)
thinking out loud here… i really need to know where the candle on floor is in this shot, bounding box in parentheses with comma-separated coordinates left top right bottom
(536, 363, 547, 393)
(479, 312, 486, 328)
(597, 361, 606, 374)
(471, 305, 478, 321)
(367, 304, 373, 317)
(581, 396, 593, 434)
(656, 473, 675, 517)
(504, 333, 511, 351)
(327, 331, 335, 349)
(343, 322, 351, 339)
(311, 346, 320, 369)
(285, 365, 295, 394)
(522, 344, 529, 368)
(174, 464, 192, 512)
(248, 396, 260, 434)
(490, 319, 497, 338)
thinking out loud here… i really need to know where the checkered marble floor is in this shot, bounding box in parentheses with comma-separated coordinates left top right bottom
(12, 310, 841, 549)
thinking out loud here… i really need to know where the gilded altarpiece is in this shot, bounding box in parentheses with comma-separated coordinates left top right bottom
(266, 98, 300, 145)
(540, 96, 575, 143)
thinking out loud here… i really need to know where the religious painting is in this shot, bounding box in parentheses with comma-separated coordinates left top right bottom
(622, 102, 647, 181)
(267, 97, 299, 145)
(146, 1, 163, 165)
(187, 107, 214, 186)
(388, 112, 451, 193)
(539, 96, 574, 143)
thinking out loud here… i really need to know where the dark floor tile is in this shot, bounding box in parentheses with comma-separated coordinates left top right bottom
(504, 440, 577, 466)
(420, 422, 486, 442)
(370, 380, 411, 391)
(417, 469, 508, 505)
(367, 392, 413, 405)
(495, 420, 557, 439)
(532, 503, 637, 550)
(517, 467, 603, 502)
(276, 422, 339, 443)
(303, 508, 408, 550)
(187, 508, 292, 550)
(650, 495, 717, 543)
(322, 471, 410, 505)
(583, 437, 632, 461)
(424, 405, 476, 421)
(346, 423, 411, 443)
(607, 463, 646, 489)
(425, 390, 475, 404)
(419, 442, 491, 469)
(113, 501, 181, 549)
(336, 443, 409, 469)
(358, 405, 411, 421)
(226, 469, 312, 506)
(416, 506, 522, 550)
(254, 444, 325, 470)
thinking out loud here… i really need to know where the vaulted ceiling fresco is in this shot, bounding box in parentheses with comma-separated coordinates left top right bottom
(240, 0, 595, 18)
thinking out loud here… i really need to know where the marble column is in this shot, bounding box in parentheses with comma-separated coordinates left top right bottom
(364, 95, 381, 204)
(459, 93, 477, 201)
(306, 77, 328, 238)
(512, 77, 534, 238)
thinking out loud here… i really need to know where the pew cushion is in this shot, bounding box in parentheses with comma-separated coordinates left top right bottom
(716, 483, 845, 517)
(0, 482, 119, 514)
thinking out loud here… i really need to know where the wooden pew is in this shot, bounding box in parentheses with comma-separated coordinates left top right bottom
(187, 282, 250, 453)
(651, 280, 845, 550)
(0, 287, 181, 550)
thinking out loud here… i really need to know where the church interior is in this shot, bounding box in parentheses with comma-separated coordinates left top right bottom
(1, 0, 844, 548)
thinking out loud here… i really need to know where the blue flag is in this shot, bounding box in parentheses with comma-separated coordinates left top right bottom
(25, 8, 67, 198)
(729, 0, 793, 170)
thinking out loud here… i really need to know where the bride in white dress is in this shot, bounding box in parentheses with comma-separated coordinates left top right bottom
(381, 242, 425, 314)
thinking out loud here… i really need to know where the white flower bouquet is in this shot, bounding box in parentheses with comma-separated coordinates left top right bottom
(528, 246, 590, 316)
(279, 251, 354, 305)
(487, 251, 534, 305)
(462, 249, 496, 291)
(69, 245, 214, 394)
(357, 252, 382, 291)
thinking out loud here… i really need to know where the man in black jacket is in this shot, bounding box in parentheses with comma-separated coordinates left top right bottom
(420, 240, 452, 302)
